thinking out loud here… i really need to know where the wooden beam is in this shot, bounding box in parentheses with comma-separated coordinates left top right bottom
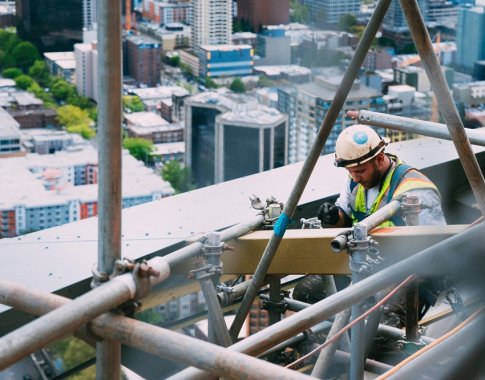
(221, 225, 467, 275)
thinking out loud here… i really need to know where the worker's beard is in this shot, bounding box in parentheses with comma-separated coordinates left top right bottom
(362, 160, 382, 189)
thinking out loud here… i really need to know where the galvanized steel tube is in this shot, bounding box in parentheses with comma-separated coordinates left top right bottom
(0, 281, 312, 380)
(400, 0, 485, 216)
(229, 0, 393, 341)
(0, 257, 170, 370)
(96, 0, 123, 375)
(349, 110, 485, 147)
(311, 308, 352, 378)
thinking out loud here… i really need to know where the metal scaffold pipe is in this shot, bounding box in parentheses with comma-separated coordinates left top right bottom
(168, 222, 485, 380)
(0, 257, 170, 371)
(162, 214, 265, 267)
(96, 0, 122, 374)
(400, 0, 485, 216)
(229, 0, 393, 341)
(0, 281, 312, 380)
(348, 110, 485, 147)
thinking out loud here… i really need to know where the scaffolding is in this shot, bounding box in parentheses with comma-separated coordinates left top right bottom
(1, 0, 485, 379)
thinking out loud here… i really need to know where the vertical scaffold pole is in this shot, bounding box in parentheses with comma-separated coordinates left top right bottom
(229, 0, 393, 341)
(400, 0, 485, 216)
(96, 0, 123, 376)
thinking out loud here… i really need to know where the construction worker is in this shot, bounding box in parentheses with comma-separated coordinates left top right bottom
(318, 124, 446, 227)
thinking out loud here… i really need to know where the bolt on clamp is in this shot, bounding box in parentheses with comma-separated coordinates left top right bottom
(300, 217, 322, 229)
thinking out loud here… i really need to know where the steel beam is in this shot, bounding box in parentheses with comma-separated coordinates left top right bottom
(222, 225, 466, 275)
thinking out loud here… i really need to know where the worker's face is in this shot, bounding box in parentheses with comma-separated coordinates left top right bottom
(346, 157, 381, 189)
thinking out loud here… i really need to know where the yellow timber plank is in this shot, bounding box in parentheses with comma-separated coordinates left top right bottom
(221, 225, 468, 275)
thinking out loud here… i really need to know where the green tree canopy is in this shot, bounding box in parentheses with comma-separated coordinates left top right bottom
(51, 79, 74, 101)
(14, 74, 34, 90)
(66, 124, 96, 139)
(339, 14, 357, 32)
(12, 41, 40, 72)
(28, 60, 50, 86)
(28, 81, 56, 107)
(123, 95, 144, 113)
(169, 55, 180, 67)
(2, 67, 22, 79)
(230, 78, 246, 93)
(161, 160, 194, 194)
(0, 29, 20, 54)
(57, 105, 91, 127)
(204, 76, 218, 89)
(123, 137, 154, 163)
(290, 0, 309, 24)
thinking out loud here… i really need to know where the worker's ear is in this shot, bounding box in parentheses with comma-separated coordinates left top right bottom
(375, 152, 386, 167)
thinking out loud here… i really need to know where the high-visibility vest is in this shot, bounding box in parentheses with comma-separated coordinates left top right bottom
(349, 155, 440, 226)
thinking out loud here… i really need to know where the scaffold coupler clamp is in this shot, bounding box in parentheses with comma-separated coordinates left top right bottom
(250, 194, 284, 229)
(400, 193, 422, 225)
(216, 283, 236, 306)
(261, 298, 288, 315)
(348, 223, 382, 275)
(189, 231, 229, 280)
(300, 217, 322, 229)
(445, 285, 469, 321)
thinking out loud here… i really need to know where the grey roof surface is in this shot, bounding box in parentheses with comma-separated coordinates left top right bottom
(0, 137, 483, 314)
(298, 79, 381, 102)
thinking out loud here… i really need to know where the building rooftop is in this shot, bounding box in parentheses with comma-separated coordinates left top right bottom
(129, 86, 189, 100)
(152, 141, 185, 156)
(125, 112, 169, 127)
(199, 44, 252, 52)
(0, 107, 20, 138)
(0, 145, 173, 209)
(254, 65, 311, 77)
(44, 52, 76, 62)
(298, 76, 382, 102)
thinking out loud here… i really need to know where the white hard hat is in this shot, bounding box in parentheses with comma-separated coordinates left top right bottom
(334, 124, 388, 168)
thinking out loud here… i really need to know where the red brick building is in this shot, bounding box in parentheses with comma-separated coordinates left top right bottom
(237, 0, 289, 31)
(126, 35, 161, 87)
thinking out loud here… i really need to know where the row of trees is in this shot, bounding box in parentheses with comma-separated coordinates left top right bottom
(1, 28, 98, 139)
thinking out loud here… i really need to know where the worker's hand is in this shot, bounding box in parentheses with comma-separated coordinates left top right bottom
(317, 202, 340, 226)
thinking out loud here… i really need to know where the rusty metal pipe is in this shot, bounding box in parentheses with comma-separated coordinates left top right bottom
(229, 0, 393, 341)
(400, 0, 485, 216)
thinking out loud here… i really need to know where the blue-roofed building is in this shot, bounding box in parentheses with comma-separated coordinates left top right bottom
(198, 44, 253, 78)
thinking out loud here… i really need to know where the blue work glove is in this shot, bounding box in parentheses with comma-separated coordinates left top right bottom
(317, 202, 340, 226)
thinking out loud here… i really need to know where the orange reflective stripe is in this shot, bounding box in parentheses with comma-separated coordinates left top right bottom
(394, 177, 438, 198)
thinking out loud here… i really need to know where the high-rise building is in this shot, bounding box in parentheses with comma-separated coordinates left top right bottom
(16, 0, 83, 52)
(456, 6, 485, 71)
(277, 75, 386, 163)
(237, 0, 289, 31)
(300, 0, 360, 26)
(198, 44, 253, 78)
(74, 41, 98, 101)
(125, 35, 162, 87)
(382, 0, 428, 52)
(185, 91, 288, 187)
(191, 0, 232, 48)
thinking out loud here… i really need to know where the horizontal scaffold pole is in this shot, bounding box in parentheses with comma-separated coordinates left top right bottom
(0, 280, 312, 380)
(348, 110, 485, 147)
(0, 257, 170, 370)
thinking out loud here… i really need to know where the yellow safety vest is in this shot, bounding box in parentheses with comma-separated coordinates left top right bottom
(350, 157, 439, 226)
